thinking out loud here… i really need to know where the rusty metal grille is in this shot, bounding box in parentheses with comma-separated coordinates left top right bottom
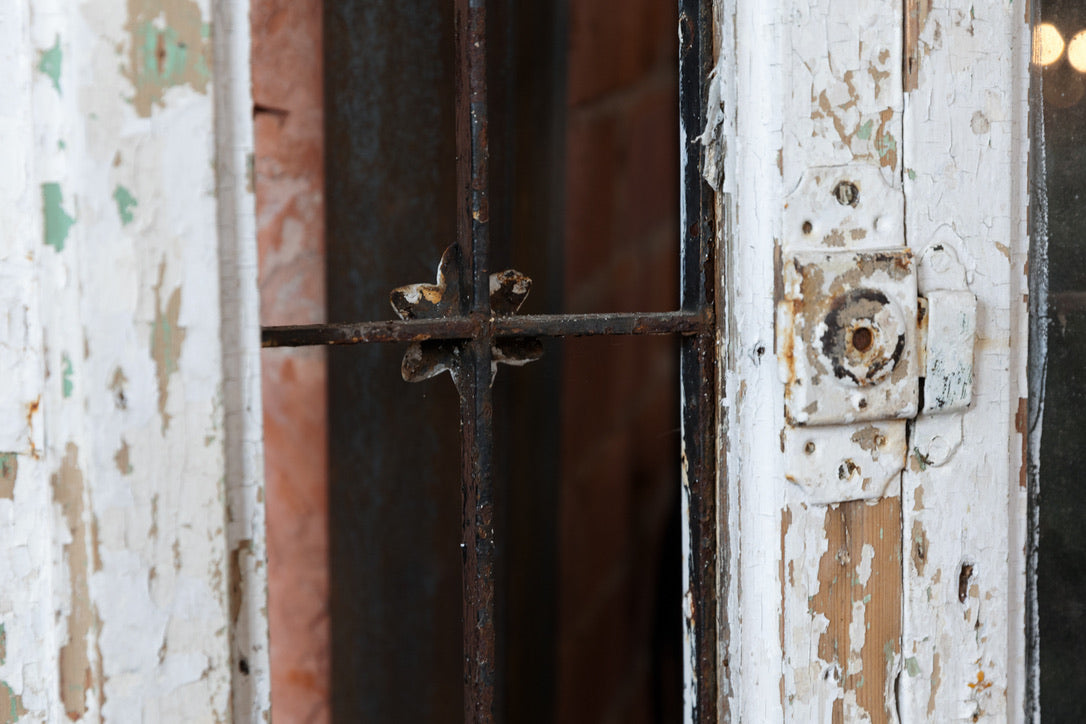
(262, 0, 718, 720)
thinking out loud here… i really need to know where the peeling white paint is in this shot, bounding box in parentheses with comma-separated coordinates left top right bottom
(711, 0, 1028, 719)
(0, 0, 268, 721)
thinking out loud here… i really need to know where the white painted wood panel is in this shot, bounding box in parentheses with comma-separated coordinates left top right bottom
(710, 0, 1029, 719)
(899, 0, 1030, 719)
(0, 0, 268, 720)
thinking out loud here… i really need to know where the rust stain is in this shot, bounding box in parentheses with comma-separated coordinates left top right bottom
(1015, 397, 1028, 488)
(0, 454, 16, 500)
(53, 443, 101, 720)
(123, 0, 212, 117)
(25, 398, 39, 459)
(150, 261, 186, 434)
(809, 498, 902, 722)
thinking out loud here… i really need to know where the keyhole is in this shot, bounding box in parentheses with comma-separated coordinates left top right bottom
(832, 180, 859, 207)
(851, 326, 873, 353)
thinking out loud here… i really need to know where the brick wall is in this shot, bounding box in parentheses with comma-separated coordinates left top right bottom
(252, 1, 330, 721)
(559, 1, 683, 721)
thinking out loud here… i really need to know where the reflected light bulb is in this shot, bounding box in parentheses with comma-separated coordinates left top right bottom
(1034, 23, 1065, 66)
(1069, 30, 1086, 72)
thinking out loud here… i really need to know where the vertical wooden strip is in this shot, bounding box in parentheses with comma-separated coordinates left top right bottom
(712, 0, 904, 717)
(212, 0, 271, 719)
(899, 0, 1030, 718)
(780, 0, 904, 720)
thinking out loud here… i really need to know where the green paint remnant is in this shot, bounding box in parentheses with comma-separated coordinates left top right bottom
(0, 680, 26, 723)
(876, 130, 898, 170)
(913, 447, 931, 471)
(884, 640, 895, 665)
(0, 455, 15, 500)
(245, 152, 255, 193)
(0, 623, 5, 664)
(57, 139, 66, 150)
(38, 36, 62, 93)
(61, 354, 74, 398)
(150, 261, 186, 433)
(907, 168, 917, 180)
(113, 185, 137, 225)
(905, 656, 922, 676)
(123, 0, 212, 117)
(42, 183, 75, 251)
(856, 119, 874, 140)
(856, 675, 864, 689)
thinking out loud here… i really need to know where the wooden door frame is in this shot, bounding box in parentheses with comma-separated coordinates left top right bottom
(705, 0, 1031, 719)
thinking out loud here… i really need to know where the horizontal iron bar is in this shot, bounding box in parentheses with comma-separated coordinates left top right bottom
(261, 310, 708, 348)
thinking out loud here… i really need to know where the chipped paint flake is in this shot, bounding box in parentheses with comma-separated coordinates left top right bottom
(0, 681, 26, 723)
(113, 440, 133, 476)
(38, 36, 62, 93)
(0, 455, 15, 500)
(123, 0, 212, 116)
(42, 183, 75, 252)
(54, 443, 99, 720)
(150, 262, 186, 433)
(61, 353, 74, 398)
(113, 185, 137, 225)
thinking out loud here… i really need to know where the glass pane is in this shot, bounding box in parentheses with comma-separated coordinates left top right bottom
(1035, 0, 1086, 718)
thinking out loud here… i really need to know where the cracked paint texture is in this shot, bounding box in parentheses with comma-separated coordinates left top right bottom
(0, 0, 268, 720)
(712, 0, 1028, 718)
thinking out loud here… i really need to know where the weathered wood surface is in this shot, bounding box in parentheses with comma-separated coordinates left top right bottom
(0, 0, 268, 720)
(899, 0, 1030, 719)
(712, 0, 1028, 719)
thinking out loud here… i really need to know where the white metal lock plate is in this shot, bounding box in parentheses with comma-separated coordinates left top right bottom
(778, 248, 919, 425)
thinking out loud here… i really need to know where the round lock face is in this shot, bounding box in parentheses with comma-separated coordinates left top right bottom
(818, 288, 906, 387)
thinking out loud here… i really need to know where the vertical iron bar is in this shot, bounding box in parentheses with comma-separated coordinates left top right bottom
(678, 0, 720, 721)
(454, 0, 498, 721)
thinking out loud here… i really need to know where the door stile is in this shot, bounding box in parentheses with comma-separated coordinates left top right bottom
(714, 0, 910, 719)
(898, 0, 1031, 719)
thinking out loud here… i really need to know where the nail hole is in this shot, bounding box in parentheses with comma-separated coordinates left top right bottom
(958, 563, 974, 603)
(802, 220, 813, 234)
(857, 398, 868, 409)
(833, 180, 860, 207)
(804, 441, 816, 454)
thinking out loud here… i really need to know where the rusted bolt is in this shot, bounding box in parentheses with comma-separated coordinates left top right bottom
(802, 220, 813, 235)
(804, 441, 816, 455)
(832, 180, 859, 207)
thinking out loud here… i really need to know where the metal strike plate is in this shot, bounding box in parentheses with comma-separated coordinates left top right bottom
(778, 248, 919, 426)
(776, 167, 978, 503)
